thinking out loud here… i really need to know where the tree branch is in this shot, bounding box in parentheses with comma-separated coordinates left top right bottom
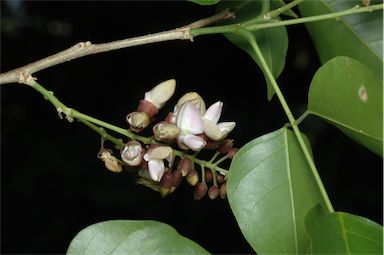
(0, 8, 234, 86)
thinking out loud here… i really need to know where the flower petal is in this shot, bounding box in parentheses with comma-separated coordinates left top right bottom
(217, 122, 236, 138)
(202, 118, 224, 141)
(144, 79, 176, 109)
(204, 101, 223, 124)
(176, 102, 203, 135)
(148, 159, 165, 182)
(180, 134, 206, 151)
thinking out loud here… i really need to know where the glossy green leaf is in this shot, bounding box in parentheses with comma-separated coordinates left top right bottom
(189, 0, 220, 5)
(227, 127, 326, 254)
(299, 0, 383, 80)
(305, 204, 383, 254)
(217, 1, 288, 100)
(308, 56, 383, 156)
(67, 220, 210, 255)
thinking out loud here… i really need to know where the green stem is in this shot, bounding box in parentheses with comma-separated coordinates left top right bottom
(268, 0, 303, 19)
(240, 29, 334, 213)
(190, 3, 383, 37)
(295, 110, 311, 126)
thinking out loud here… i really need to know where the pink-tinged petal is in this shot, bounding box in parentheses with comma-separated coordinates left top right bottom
(217, 122, 236, 136)
(202, 118, 223, 141)
(176, 102, 203, 135)
(204, 101, 223, 124)
(148, 159, 165, 182)
(180, 134, 206, 151)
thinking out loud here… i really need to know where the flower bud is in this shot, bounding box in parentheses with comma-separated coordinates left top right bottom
(194, 182, 208, 200)
(218, 139, 234, 154)
(98, 149, 122, 173)
(121, 141, 144, 166)
(160, 171, 173, 197)
(186, 169, 199, 186)
(217, 174, 225, 184)
(179, 157, 192, 177)
(219, 182, 227, 199)
(227, 148, 239, 159)
(126, 111, 150, 132)
(205, 170, 213, 183)
(153, 122, 180, 142)
(170, 169, 182, 193)
(137, 99, 159, 118)
(165, 112, 176, 124)
(208, 185, 220, 200)
(144, 79, 176, 109)
(174, 92, 206, 115)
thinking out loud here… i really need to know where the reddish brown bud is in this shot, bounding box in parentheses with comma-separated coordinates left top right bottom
(208, 185, 220, 200)
(186, 169, 199, 186)
(217, 174, 225, 184)
(194, 182, 208, 200)
(160, 171, 173, 189)
(218, 139, 234, 154)
(179, 158, 192, 177)
(205, 170, 213, 183)
(170, 169, 183, 193)
(197, 134, 219, 150)
(165, 112, 176, 124)
(219, 182, 227, 199)
(227, 148, 239, 159)
(137, 99, 159, 118)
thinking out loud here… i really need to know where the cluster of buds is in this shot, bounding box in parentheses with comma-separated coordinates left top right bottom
(98, 79, 238, 200)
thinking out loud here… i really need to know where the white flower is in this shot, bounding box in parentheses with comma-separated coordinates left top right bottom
(121, 141, 143, 166)
(202, 101, 236, 141)
(176, 102, 206, 151)
(144, 79, 176, 109)
(143, 146, 173, 182)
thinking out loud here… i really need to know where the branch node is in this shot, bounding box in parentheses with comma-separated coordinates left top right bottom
(18, 71, 36, 86)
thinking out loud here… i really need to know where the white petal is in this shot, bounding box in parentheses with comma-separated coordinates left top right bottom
(204, 101, 223, 124)
(144, 79, 176, 109)
(202, 118, 224, 141)
(217, 122, 236, 136)
(148, 159, 165, 182)
(180, 134, 206, 151)
(176, 102, 203, 135)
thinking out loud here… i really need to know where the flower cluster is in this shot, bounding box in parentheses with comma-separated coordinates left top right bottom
(98, 79, 238, 200)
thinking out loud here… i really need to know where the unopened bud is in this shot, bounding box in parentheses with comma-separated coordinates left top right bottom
(186, 169, 199, 186)
(198, 133, 220, 150)
(219, 182, 227, 199)
(174, 92, 206, 115)
(227, 148, 239, 159)
(179, 157, 192, 177)
(121, 141, 144, 166)
(144, 79, 176, 109)
(208, 185, 220, 200)
(160, 171, 173, 197)
(170, 169, 182, 193)
(98, 149, 122, 173)
(205, 170, 213, 183)
(217, 174, 225, 184)
(137, 100, 159, 118)
(194, 182, 208, 200)
(126, 111, 150, 132)
(218, 139, 234, 154)
(153, 122, 180, 142)
(165, 112, 176, 124)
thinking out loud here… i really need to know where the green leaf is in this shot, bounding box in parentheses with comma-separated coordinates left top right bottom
(308, 56, 383, 156)
(298, 0, 383, 80)
(67, 220, 210, 255)
(217, 1, 288, 100)
(305, 204, 383, 254)
(227, 127, 326, 254)
(189, 0, 220, 5)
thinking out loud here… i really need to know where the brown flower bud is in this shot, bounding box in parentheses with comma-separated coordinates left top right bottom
(153, 121, 180, 142)
(193, 182, 208, 200)
(219, 182, 227, 199)
(165, 112, 176, 124)
(186, 169, 199, 186)
(137, 99, 159, 118)
(126, 111, 150, 132)
(227, 148, 239, 159)
(217, 174, 225, 184)
(170, 169, 183, 193)
(179, 158, 192, 177)
(208, 185, 220, 200)
(205, 170, 213, 183)
(98, 149, 122, 173)
(218, 139, 234, 154)
(160, 171, 173, 197)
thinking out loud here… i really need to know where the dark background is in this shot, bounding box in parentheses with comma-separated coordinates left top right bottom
(1, 1, 382, 254)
